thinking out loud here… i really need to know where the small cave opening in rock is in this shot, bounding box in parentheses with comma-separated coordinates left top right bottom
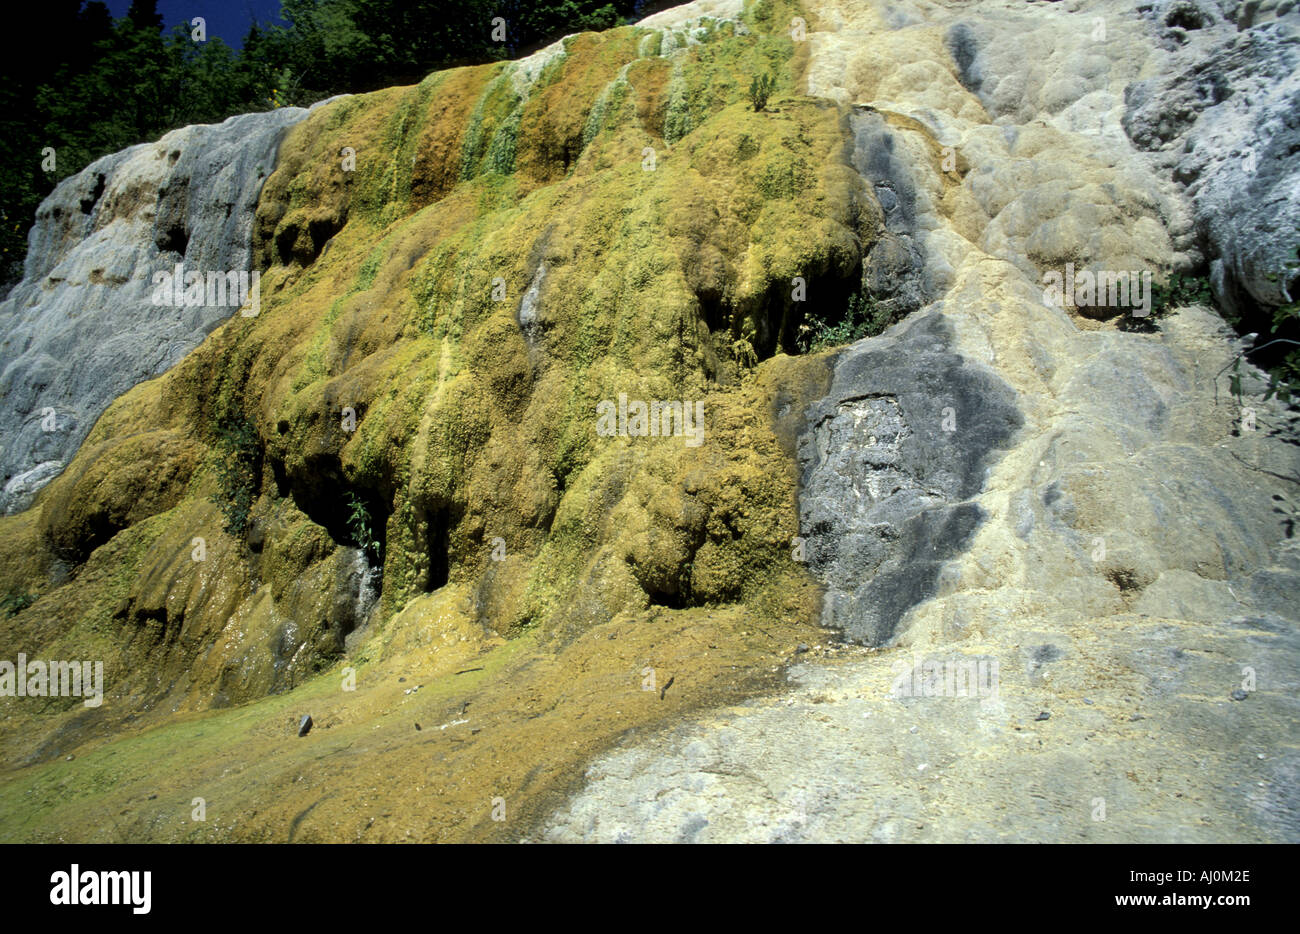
(273, 213, 348, 268)
(697, 260, 865, 367)
(309, 216, 345, 257)
(156, 221, 189, 257)
(697, 287, 729, 334)
(269, 455, 290, 496)
(79, 173, 106, 216)
(274, 226, 298, 266)
(783, 261, 866, 357)
(421, 504, 457, 592)
(267, 452, 390, 575)
(1165, 4, 1205, 30)
(634, 534, 707, 610)
(645, 585, 689, 610)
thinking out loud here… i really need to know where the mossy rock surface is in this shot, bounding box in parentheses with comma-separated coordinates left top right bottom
(0, 0, 871, 841)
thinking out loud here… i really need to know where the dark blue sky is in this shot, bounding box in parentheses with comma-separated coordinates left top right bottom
(103, 0, 287, 49)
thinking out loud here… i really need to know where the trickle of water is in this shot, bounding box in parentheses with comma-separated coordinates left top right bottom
(343, 547, 381, 630)
(357, 563, 381, 624)
(519, 263, 547, 346)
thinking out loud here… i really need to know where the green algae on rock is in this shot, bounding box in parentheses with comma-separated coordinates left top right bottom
(0, 0, 852, 838)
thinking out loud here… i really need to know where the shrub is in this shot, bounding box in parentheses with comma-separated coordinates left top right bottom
(210, 417, 261, 536)
(1116, 271, 1212, 333)
(1258, 247, 1300, 403)
(1192, 247, 1300, 406)
(1149, 272, 1213, 317)
(1239, 300, 1300, 405)
(749, 72, 775, 112)
(797, 291, 898, 353)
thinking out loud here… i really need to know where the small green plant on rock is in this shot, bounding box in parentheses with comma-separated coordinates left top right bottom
(1235, 316, 1300, 406)
(1219, 247, 1300, 406)
(210, 417, 261, 536)
(346, 492, 379, 561)
(1258, 247, 1300, 403)
(1, 590, 35, 617)
(1120, 270, 1214, 333)
(749, 72, 775, 112)
(798, 291, 898, 353)
(1150, 272, 1213, 317)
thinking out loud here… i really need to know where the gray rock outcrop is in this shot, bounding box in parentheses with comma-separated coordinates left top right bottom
(0, 107, 311, 514)
(799, 312, 1021, 644)
(1122, 0, 1300, 313)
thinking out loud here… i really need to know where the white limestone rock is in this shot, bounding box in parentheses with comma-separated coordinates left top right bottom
(0, 107, 311, 514)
